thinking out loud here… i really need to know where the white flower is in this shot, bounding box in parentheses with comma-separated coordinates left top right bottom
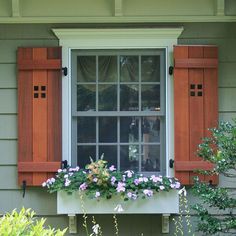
(114, 204, 124, 213)
(57, 169, 62, 173)
(178, 187, 187, 196)
(42, 182, 46, 187)
(92, 224, 100, 235)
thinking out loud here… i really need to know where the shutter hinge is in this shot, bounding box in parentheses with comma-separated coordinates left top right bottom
(62, 67, 68, 76)
(22, 180, 26, 198)
(61, 160, 68, 169)
(169, 66, 174, 75)
(169, 159, 174, 168)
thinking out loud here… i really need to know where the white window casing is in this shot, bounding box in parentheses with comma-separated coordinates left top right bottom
(52, 27, 184, 177)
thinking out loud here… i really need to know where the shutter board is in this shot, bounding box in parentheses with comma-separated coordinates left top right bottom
(18, 47, 62, 186)
(174, 45, 218, 185)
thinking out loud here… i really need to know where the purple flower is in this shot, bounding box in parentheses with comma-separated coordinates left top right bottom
(127, 192, 133, 198)
(132, 193, 137, 200)
(170, 184, 176, 189)
(159, 185, 165, 190)
(150, 175, 162, 183)
(111, 176, 116, 185)
(143, 189, 153, 197)
(125, 170, 134, 178)
(116, 182, 126, 192)
(109, 165, 116, 171)
(95, 191, 100, 198)
(134, 179, 140, 185)
(79, 183, 87, 191)
(175, 182, 181, 189)
(65, 179, 71, 187)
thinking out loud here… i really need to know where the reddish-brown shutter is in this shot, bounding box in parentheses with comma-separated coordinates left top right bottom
(17, 47, 62, 186)
(174, 45, 218, 185)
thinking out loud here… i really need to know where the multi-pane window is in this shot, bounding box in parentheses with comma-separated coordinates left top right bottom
(71, 50, 166, 174)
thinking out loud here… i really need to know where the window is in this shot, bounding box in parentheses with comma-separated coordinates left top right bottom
(71, 49, 166, 174)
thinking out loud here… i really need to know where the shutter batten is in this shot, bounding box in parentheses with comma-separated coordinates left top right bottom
(18, 47, 62, 186)
(174, 45, 218, 185)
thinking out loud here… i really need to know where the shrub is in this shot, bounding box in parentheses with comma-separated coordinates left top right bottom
(192, 121, 236, 235)
(0, 208, 67, 236)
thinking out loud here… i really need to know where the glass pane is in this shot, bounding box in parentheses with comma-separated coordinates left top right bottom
(120, 85, 139, 111)
(98, 56, 117, 82)
(77, 56, 96, 82)
(120, 56, 139, 82)
(142, 117, 160, 143)
(120, 117, 139, 143)
(77, 117, 96, 143)
(99, 145, 117, 167)
(77, 85, 96, 111)
(77, 145, 96, 169)
(141, 56, 160, 82)
(141, 145, 160, 172)
(120, 145, 139, 171)
(98, 85, 117, 111)
(99, 117, 117, 143)
(141, 85, 160, 111)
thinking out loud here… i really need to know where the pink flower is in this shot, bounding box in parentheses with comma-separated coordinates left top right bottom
(109, 165, 116, 171)
(143, 189, 153, 197)
(150, 175, 162, 183)
(159, 185, 165, 190)
(125, 170, 134, 178)
(79, 183, 87, 191)
(116, 182, 126, 192)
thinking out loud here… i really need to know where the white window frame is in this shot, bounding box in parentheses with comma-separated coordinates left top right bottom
(53, 28, 183, 177)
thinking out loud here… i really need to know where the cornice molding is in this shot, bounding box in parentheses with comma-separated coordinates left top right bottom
(0, 15, 236, 24)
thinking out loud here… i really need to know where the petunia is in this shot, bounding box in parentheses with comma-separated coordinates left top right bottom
(79, 183, 88, 191)
(116, 182, 126, 192)
(143, 189, 153, 197)
(95, 191, 100, 198)
(109, 165, 116, 171)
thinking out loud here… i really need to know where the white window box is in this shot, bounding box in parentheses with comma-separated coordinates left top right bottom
(57, 190, 179, 215)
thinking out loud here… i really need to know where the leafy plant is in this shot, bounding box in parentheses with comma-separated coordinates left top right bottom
(192, 121, 236, 235)
(0, 208, 67, 236)
(43, 157, 181, 201)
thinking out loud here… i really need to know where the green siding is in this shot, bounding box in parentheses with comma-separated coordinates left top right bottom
(0, 64, 17, 88)
(0, 140, 17, 165)
(0, 115, 17, 139)
(0, 89, 17, 114)
(0, 190, 57, 215)
(0, 39, 58, 63)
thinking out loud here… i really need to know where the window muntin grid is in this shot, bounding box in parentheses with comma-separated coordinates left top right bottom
(71, 49, 166, 174)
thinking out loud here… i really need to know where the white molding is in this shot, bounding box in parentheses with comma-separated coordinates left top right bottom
(215, 0, 225, 16)
(11, 0, 20, 17)
(1, 15, 236, 24)
(114, 0, 123, 16)
(54, 28, 183, 177)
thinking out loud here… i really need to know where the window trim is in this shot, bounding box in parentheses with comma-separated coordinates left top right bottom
(53, 27, 184, 177)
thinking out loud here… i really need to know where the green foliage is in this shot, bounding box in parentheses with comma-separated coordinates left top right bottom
(0, 208, 67, 236)
(192, 120, 236, 235)
(43, 157, 181, 201)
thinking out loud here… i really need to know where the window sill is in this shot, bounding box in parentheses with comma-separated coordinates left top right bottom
(57, 190, 179, 215)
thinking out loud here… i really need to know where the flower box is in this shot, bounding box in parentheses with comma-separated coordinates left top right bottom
(57, 190, 179, 215)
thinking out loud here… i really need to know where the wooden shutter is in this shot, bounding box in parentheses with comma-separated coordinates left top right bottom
(18, 47, 62, 186)
(174, 45, 218, 185)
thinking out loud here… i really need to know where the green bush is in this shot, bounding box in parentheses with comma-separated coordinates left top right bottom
(0, 208, 67, 236)
(192, 121, 236, 235)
